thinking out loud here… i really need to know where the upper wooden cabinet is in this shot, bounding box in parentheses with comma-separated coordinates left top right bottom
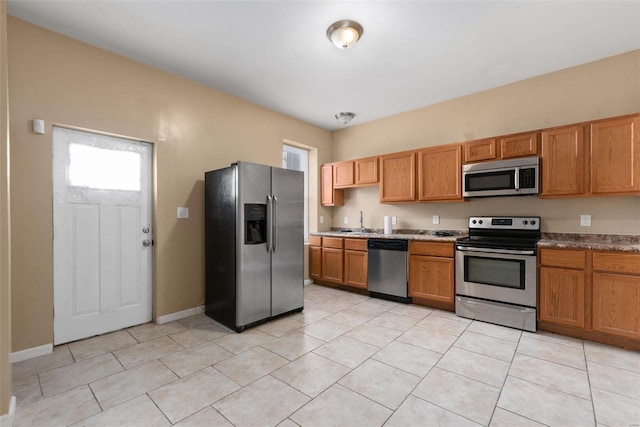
(379, 151, 416, 202)
(499, 132, 539, 159)
(333, 161, 354, 188)
(540, 125, 585, 197)
(354, 156, 379, 185)
(321, 164, 344, 206)
(590, 115, 640, 196)
(417, 144, 462, 202)
(463, 138, 498, 163)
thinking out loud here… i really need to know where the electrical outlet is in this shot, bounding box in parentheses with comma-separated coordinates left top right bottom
(432, 215, 440, 225)
(177, 207, 189, 219)
(392, 216, 397, 225)
(580, 214, 591, 227)
(343, 216, 349, 224)
(319, 215, 324, 224)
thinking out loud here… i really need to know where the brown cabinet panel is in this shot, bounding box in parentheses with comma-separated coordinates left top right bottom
(463, 138, 498, 163)
(539, 248, 586, 269)
(333, 161, 355, 188)
(321, 248, 343, 283)
(344, 250, 367, 289)
(499, 132, 539, 159)
(592, 272, 640, 339)
(344, 238, 367, 251)
(321, 164, 344, 206)
(379, 151, 416, 202)
(322, 237, 343, 249)
(409, 256, 454, 304)
(539, 267, 585, 328)
(355, 157, 379, 185)
(309, 246, 322, 280)
(593, 252, 640, 274)
(590, 115, 640, 195)
(417, 145, 462, 201)
(409, 241, 455, 257)
(541, 125, 585, 197)
(308, 235, 322, 247)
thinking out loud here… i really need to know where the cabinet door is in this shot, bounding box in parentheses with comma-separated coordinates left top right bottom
(590, 115, 640, 195)
(499, 132, 539, 159)
(463, 138, 498, 163)
(408, 255, 454, 304)
(355, 157, 379, 185)
(539, 267, 585, 328)
(321, 164, 344, 206)
(593, 272, 640, 339)
(417, 145, 462, 201)
(321, 248, 343, 283)
(344, 250, 367, 289)
(309, 246, 322, 280)
(541, 125, 585, 197)
(379, 151, 416, 202)
(333, 161, 354, 188)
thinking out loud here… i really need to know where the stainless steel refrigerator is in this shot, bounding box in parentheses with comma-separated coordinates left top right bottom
(204, 161, 304, 331)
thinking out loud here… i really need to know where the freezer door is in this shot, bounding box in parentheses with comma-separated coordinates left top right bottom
(236, 162, 272, 327)
(271, 167, 304, 316)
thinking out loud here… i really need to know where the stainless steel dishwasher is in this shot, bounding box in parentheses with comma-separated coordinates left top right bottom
(367, 239, 410, 303)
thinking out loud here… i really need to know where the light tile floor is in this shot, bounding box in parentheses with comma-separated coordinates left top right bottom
(12, 284, 640, 426)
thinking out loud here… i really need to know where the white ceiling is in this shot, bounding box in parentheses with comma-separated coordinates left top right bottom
(7, 1, 640, 130)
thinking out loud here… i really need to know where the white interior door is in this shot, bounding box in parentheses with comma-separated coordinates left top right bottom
(53, 127, 152, 344)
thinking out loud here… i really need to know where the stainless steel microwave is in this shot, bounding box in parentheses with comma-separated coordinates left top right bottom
(462, 156, 539, 197)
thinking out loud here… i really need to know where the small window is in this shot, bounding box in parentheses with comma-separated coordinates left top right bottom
(68, 143, 141, 191)
(283, 144, 309, 241)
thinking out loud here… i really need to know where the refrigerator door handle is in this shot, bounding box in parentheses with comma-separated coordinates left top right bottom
(273, 196, 278, 252)
(266, 195, 273, 253)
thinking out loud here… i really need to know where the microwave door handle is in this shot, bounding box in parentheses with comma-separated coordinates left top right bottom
(514, 167, 520, 190)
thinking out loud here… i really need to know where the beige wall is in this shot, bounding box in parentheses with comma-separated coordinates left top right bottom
(8, 17, 332, 352)
(332, 51, 640, 235)
(1, 1, 12, 416)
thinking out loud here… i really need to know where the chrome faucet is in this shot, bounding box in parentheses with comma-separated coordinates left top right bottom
(360, 211, 365, 232)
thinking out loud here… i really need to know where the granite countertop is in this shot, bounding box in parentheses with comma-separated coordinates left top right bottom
(539, 233, 640, 253)
(312, 230, 640, 252)
(311, 229, 466, 243)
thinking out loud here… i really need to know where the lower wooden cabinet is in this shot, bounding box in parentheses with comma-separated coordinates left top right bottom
(309, 245, 322, 280)
(538, 248, 640, 349)
(309, 236, 367, 289)
(539, 266, 585, 328)
(408, 241, 455, 310)
(344, 250, 367, 289)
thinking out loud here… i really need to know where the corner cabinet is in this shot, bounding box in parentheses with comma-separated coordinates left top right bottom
(321, 164, 344, 206)
(379, 151, 416, 202)
(408, 241, 455, 311)
(417, 144, 462, 202)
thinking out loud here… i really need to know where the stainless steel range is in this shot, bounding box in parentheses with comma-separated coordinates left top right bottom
(455, 216, 541, 332)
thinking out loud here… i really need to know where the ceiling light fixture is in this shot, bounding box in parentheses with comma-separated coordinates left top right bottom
(327, 20, 363, 49)
(335, 112, 355, 125)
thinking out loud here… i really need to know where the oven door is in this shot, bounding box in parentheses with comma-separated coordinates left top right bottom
(455, 246, 536, 308)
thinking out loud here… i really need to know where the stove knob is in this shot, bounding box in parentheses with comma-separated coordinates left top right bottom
(472, 220, 477, 224)
(531, 220, 536, 225)
(523, 220, 528, 225)
(478, 220, 483, 224)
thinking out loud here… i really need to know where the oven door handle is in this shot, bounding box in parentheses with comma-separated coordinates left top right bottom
(456, 245, 536, 256)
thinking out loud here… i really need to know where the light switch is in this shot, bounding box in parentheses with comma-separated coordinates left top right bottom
(177, 207, 189, 219)
(33, 119, 45, 134)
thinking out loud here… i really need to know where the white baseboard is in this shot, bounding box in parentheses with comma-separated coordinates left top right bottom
(0, 396, 16, 427)
(155, 305, 205, 325)
(10, 344, 53, 364)
(304, 279, 314, 285)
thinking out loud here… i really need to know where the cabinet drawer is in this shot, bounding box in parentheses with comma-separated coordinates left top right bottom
(539, 248, 586, 269)
(593, 252, 640, 274)
(322, 237, 343, 249)
(409, 241, 454, 257)
(344, 238, 367, 251)
(309, 235, 322, 246)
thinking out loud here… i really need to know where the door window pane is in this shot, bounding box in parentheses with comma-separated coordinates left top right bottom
(68, 143, 141, 191)
(283, 144, 308, 241)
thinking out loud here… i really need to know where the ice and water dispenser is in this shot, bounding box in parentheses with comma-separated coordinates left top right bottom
(244, 203, 266, 244)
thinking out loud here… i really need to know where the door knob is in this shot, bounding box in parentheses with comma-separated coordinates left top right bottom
(142, 239, 152, 247)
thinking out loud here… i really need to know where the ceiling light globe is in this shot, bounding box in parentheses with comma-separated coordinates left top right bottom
(327, 20, 363, 49)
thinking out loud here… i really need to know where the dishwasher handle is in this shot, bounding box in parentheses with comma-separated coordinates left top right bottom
(367, 239, 408, 251)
